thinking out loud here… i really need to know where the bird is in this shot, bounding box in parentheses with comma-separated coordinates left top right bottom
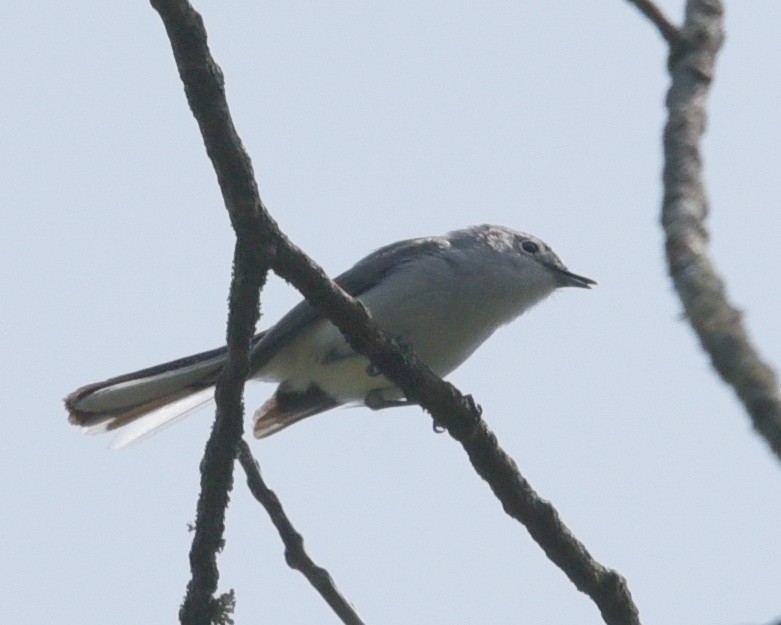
(65, 224, 595, 447)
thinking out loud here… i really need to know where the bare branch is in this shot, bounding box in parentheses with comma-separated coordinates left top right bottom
(624, 0, 681, 45)
(150, 0, 641, 623)
(237, 441, 366, 625)
(178, 244, 267, 625)
(148, 2, 271, 623)
(662, 0, 781, 463)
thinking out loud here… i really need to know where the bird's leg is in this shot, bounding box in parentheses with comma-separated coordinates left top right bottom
(364, 390, 415, 411)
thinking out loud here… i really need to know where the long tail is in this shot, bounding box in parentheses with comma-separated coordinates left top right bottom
(65, 334, 265, 447)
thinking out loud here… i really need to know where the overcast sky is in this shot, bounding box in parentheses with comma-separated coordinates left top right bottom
(3, 1, 780, 624)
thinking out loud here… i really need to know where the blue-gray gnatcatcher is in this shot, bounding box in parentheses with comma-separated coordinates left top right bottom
(66, 224, 595, 447)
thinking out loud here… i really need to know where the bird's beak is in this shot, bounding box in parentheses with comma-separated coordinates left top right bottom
(557, 269, 597, 289)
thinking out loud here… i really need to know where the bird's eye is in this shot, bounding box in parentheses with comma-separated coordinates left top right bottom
(521, 241, 539, 254)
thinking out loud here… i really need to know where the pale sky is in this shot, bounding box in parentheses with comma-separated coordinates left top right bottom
(3, 2, 780, 624)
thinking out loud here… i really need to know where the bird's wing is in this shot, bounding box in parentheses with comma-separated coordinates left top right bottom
(249, 235, 451, 373)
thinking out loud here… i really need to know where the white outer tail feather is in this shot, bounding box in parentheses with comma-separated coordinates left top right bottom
(104, 387, 216, 448)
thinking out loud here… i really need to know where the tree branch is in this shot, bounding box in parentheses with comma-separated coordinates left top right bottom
(624, 0, 681, 45)
(148, 2, 272, 623)
(151, 0, 641, 623)
(237, 441, 366, 625)
(180, 245, 267, 625)
(662, 0, 781, 463)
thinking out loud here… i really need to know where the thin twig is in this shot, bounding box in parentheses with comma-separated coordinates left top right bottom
(180, 247, 267, 625)
(624, 0, 681, 45)
(150, 1, 641, 623)
(238, 441, 366, 625)
(662, 0, 781, 463)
